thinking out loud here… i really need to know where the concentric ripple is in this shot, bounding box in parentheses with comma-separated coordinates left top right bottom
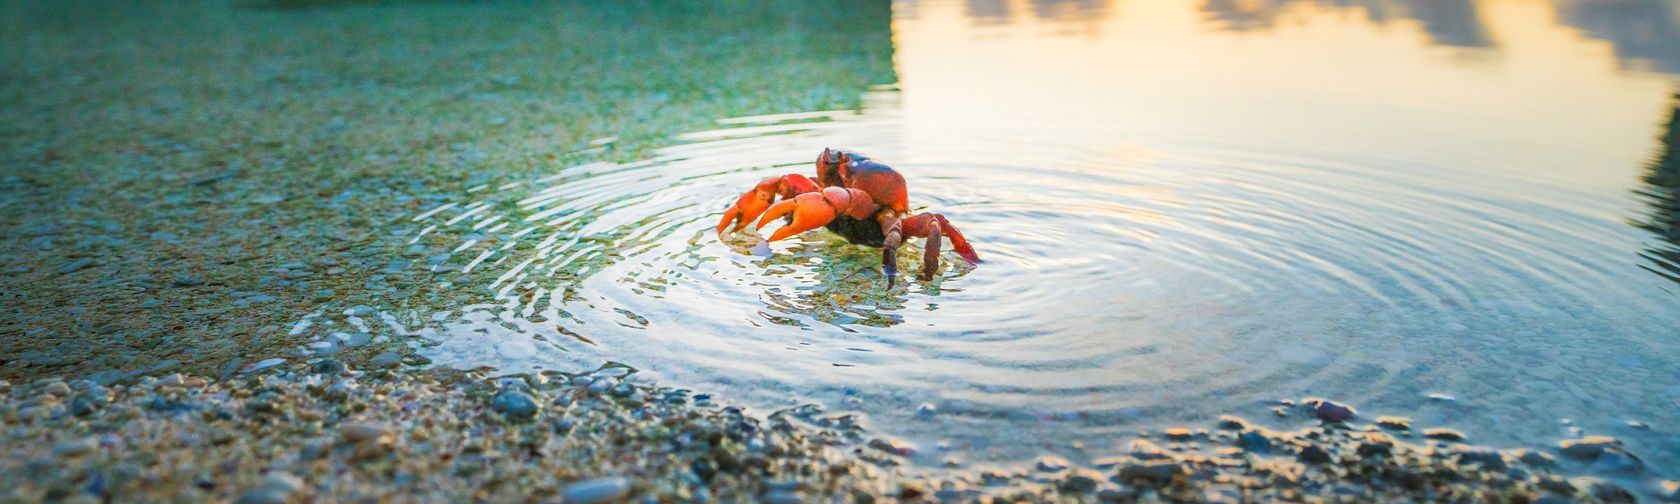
(369, 88, 1680, 472)
(294, 0, 1680, 475)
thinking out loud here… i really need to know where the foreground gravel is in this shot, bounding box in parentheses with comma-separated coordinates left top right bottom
(4, 363, 1674, 503)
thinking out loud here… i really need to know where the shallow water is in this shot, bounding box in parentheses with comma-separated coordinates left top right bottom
(362, 0, 1680, 476)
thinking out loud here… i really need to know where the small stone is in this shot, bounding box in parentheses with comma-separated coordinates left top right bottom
(1118, 461, 1184, 485)
(867, 438, 914, 456)
(261, 472, 305, 495)
(562, 477, 630, 504)
(310, 359, 346, 375)
(370, 352, 403, 368)
(1376, 416, 1411, 430)
(1558, 436, 1618, 459)
(235, 489, 289, 504)
(1312, 400, 1356, 422)
(340, 423, 391, 444)
(492, 390, 541, 420)
(69, 394, 101, 416)
(1298, 445, 1332, 463)
(1517, 449, 1556, 467)
(1423, 428, 1466, 441)
(1056, 470, 1100, 493)
(1592, 448, 1644, 473)
(1035, 455, 1071, 472)
(53, 437, 98, 457)
(1455, 448, 1506, 470)
(1216, 415, 1246, 430)
(916, 402, 937, 417)
(1163, 428, 1193, 441)
(1626, 420, 1650, 430)
(42, 381, 71, 397)
(1127, 439, 1172, 459)
(897, 482, 925, 500)
(1238, 430, 1271, 452)
(239, 358, 286, 374)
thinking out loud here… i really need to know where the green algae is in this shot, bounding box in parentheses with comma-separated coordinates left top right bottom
(0, 0, 896, 380)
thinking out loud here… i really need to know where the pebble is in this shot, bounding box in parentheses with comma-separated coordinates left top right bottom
(1375, 416, 1411, 430)
(1557, 436, 1618, 459)
(340, 423, 391, 444)
(1238, 430, 1271, 452)
(1423, 428, 1466, 441)
(239, 358, 286, 375)
(562, 477, 630, 504)
(311, 359, 346, 375)
(1454, 448, 1506, 470)
(1298, 445, 1332, 463)
(1034, 455, 1071, 472)
(53, 437, 99, 457)
(42, 381, 71, 397)
(235, 488, 290, 504)
(492, 390, 541, 420)
(1312, 400, 1356, 422)
(915, 402, 937, 417)
(1163, 428, 1193, 441)
(1056, 470, 1100, 493)
(261, 472, 306, 496)
(1118, 461, 1184, 485)
(370, 352, 403, 368)
(1215, 415, 1246, 430)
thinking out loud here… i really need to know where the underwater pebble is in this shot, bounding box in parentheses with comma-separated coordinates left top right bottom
(1313, 400, 1356, 422)
(492, 390, 541, 420)
(1424, 428, 1466, 441)
(1558, 436, 1618, 459)
(1376, 416, 1412, 430)
(239, 358, 286, 374)
(562, 477, 630, 504)
(1034, 455, 1071, 472)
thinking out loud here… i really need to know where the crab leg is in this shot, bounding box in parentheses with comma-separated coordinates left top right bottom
(899, 212, 981, 282)
(716, 174, 820, 235)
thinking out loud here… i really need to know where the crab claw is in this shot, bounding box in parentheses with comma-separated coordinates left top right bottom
(756, 192, 836, 242)
(756, 187, 876, 242)
(716, 174, 820, 236)
(716, 189, 773, 235)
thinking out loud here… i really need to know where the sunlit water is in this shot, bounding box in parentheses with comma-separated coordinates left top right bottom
(331, 0, 1680, 478)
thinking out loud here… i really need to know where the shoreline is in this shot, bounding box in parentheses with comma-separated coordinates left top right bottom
(4, 361, 1671, 502)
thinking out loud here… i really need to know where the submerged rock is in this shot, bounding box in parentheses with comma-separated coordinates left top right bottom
(1558, 436, 1619, 460)
(562, 477, 630, 504)
(1423, 428, 1466, 441)
(492, 390, 541, 420)
(1312, 400, 1356, 422)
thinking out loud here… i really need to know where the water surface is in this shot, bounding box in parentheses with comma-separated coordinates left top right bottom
(357, 0, 1680, 476)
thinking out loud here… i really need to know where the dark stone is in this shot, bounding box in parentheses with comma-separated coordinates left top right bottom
(1118, 461, 1184, 486)
(310, 359, 346, 375)
(1455, 449, 1506, 471)
(1313, 400, 1356, 422)
(1423, 428, 1466, 442)
(1238, 430, 1271, 452)
(1299, 445, 1332, 463)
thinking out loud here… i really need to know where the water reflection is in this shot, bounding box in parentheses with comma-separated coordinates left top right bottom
(1635, 93, 1680, 284)
(1201, 0, 1494, 47)
(1554, 0, 1680, 73)
(943, 0, 1680, 71)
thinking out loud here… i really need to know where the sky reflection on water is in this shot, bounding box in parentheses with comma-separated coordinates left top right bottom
(384, 0, 1680, 482)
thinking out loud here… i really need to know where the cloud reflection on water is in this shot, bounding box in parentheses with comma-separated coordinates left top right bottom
(942, 0, 1680, 72)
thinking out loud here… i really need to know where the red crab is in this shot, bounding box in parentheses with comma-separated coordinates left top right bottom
(716, 148, 980, 287)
